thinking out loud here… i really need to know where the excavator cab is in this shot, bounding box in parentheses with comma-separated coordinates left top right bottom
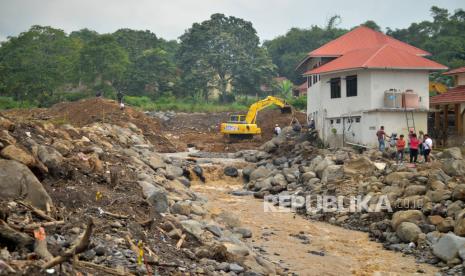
(228, 114, 247, 123)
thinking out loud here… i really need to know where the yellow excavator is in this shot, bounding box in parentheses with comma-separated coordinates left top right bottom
(220, 96, 293, 139)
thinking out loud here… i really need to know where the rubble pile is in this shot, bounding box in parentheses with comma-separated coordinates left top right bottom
(0, 101, 278, 275)
(238, 127, 465, 275)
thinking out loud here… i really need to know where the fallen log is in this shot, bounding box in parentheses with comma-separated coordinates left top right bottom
(16, 200, 55, 222)
(41, 218, 94, 269)
(0, 219, 34, 249)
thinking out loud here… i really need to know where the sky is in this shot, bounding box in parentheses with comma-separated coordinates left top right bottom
(0, 0, 464, 42)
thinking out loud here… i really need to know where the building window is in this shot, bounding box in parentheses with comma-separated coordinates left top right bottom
(308, 77, 312, 88)
(330, 119, 334, 124)
(313, 75, 317, 84)
(355, 117, 360, 123)
(346, 75, 357, 97)
(336, 118, 341, 124)
(330, 78, 341, 98)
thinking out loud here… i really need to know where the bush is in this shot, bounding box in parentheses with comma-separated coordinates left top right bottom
(288, 96, 307, 110)
(0, 97, 35, 110)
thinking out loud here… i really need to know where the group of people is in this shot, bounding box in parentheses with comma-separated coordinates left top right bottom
(376, 126, 433, 165)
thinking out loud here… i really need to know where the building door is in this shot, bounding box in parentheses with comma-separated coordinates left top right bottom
(343, 116, 362, 145)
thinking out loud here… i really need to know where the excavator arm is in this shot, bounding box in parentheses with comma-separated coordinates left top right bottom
(244, 96, 292, 124)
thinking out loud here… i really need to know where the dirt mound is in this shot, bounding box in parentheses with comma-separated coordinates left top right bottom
(161, 108, 307, 152)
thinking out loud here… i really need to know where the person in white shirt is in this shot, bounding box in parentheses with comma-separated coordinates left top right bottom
(422, 134, 433, 162)
(274, 124, 281, 136)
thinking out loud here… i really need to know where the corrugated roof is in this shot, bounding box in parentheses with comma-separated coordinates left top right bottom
(304, 44, 447, 75)
(430, 85, 465, 105)
(308, 26, 430, 57)
(443, 67, 465, 75)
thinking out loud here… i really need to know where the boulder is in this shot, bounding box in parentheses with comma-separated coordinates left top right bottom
(315, 158, 334, 178)
(442, 147, 463, 160)
(260, 140, 277, 153)
(385, 172, 414, 185)
(321, 165, 343, 183)
(0, 145, 35, 167)
(224, 166, 239, 177)
(437, 217, 455, 233)
(181, 220, 204, 240)
(301, 171, 316, 183)
(0, 130, 16, 147)
(454, 210, 465, 236)
(165, 165, 184, 180)
(404, 185, 427, 196)
(0, 160, 53, 210)
(344, 156, 376, 175)
(0, 117, 14, 131)
(171, 201, 191, 216)
(432, 233, 465, 262)
(137, 181, 169, 214)
(442, 159, 465, 176)
(448, 201, 464, 218)
(391, 210, 425, 230)
(37, 145, 63, 174)
(249, 166, 271, 181)
(143, 154, 166, 170)
(452, 184, 465, 200)
(396, 222, 422, 242)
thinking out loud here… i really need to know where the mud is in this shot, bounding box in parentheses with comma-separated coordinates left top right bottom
(191, 165, 439, 276)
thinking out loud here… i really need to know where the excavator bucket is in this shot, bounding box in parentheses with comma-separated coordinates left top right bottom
(280, 105, 292, 113)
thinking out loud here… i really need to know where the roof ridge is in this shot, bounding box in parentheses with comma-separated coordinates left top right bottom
(361, 45, 389, 67)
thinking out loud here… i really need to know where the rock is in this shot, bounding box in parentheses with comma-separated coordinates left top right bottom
(426, 189, 451, 203)
(171, 201, 191, 216)
(438, 217, 455, 233)
(165, 165, 184, 180)
(315, 158, 334, 178)
(385, 172, 414, 185)
(448, 201, 464, 218)
(206, 225, 223, 237)
(442, 147, 463, 160)
(442, 159, 465, 176)
(344, 156, 376, 175)
(229, 263, 244, 273)
(391, 210, 425, 230)
(0, 117, 14, 131)
(454, 210, 465, 236)
(428, 215, 444, 225)
(137, 181, 169, 213)
(301, 171, 316, 183)
(0, 145, 35, 167)
(234, 227, 252, 238)
(396, 222, 422, 242)
(192, 165, 205, 181)
(404, 185, 427, 196)
(37, 145, 63, 174)
(453, 184, 465, 200)
(143, 154, 166, 170)
(0, 160, 53, 210)
(432, 233, 465, 262)
(249, 167, 271, 181)
(273, 157, 288, 166)
(223, 242, 249, 257)
(0, 130, 16, 146)
(261, 140, 277, 153)
(321, 165, 343, 183)
(224, 166, 239, 177)
(181, 220, 204, 240)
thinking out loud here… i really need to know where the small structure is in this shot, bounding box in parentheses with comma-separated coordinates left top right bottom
(430, 67, 465, 146)
(297, 26, 447, 147)
(293, 81, 307, 97)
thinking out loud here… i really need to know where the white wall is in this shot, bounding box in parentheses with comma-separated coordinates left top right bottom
(457, 73, 465, 86)
(306, 68, 431, 147)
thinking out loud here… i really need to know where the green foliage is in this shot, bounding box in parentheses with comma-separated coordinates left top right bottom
(274, 79, 294, 98)
(0, 96, 35, 110)
(387, 6, 465, 73)
(177, 13, 276, 102)
(288, 96, 307, 110)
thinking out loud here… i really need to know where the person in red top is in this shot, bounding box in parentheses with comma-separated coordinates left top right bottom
(409, 133, 420, 163)
(396, 134, 406, 164)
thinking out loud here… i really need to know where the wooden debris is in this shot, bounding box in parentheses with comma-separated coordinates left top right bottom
(16, 200, 55, 222)
(0, 219, 34, 249)
(176, 234, 186, 250)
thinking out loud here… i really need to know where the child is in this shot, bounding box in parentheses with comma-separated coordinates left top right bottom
(409, 133, 420, 163)
(396, 134, 406, 164)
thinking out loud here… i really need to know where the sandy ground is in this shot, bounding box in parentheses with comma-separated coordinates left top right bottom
(191, 172, 438, 276)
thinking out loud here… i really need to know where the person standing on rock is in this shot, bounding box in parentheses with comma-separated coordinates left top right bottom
(409, 133, 420, 163)
(376, 126, 390, 151)
(274, 124, 281, 136)
(396, 134, 406, 164)
(422, 134, 433, 162)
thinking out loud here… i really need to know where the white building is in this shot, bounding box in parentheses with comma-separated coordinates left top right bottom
(297, 26, 447, 147)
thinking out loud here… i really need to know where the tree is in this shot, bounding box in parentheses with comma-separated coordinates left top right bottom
(79, 34, 129, 86)
(177, 13, 276, 102)
(0, 25, 80, 105)
(361, 20, 381, 32)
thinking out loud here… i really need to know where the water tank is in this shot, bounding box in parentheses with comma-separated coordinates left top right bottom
(403, 89, 419, 108)
(384, 89, 402, 108)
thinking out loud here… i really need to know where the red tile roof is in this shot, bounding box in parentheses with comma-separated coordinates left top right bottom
(304, 44, 447, 75)
(430, 85, 465, 105)
(443, 67, 465, 75)
(308, 26, 430, 57)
